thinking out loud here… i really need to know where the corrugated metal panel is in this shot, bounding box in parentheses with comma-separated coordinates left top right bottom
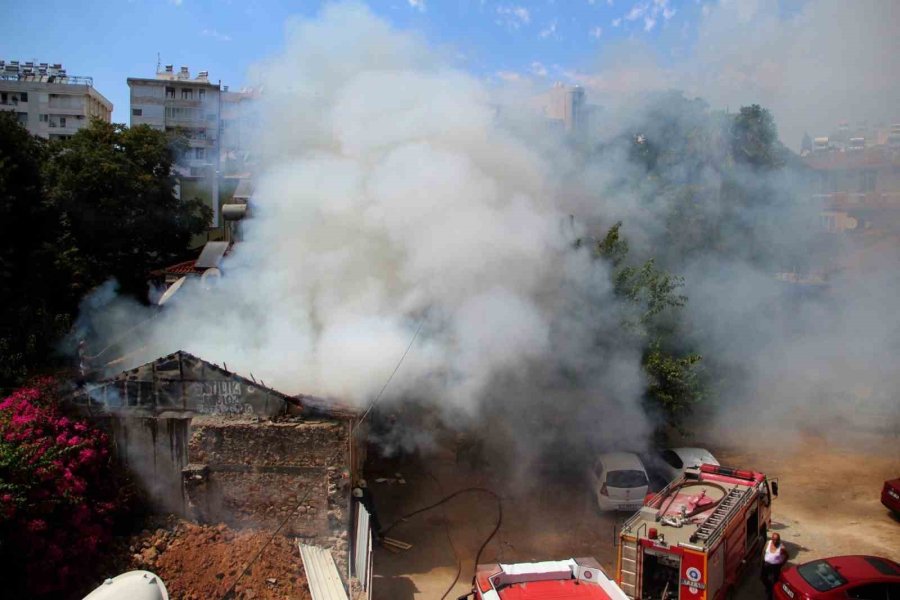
(298, 544, 349, 600)
(195, 241, 229, 269)
(354, 503, 371, 586)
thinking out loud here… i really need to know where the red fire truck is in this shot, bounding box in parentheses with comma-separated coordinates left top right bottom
(615, 464, 779, 599)
(465, 557, 629, 600)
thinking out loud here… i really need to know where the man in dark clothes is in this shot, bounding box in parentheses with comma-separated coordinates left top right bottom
(353, 479, 383, 539)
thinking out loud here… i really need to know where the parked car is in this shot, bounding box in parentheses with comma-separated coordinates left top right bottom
(590, 452, 649, 512)
(774, 555, 900, 600)
(882, 478, 900, 516)
(656, 447, 719, 482)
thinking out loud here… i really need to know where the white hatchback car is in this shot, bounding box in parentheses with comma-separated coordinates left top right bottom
(657, 447, 719, 482)
(590, 452, 650, 512)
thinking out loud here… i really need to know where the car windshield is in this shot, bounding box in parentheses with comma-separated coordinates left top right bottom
(607, 470, 648, 488)
(797, 560, 848, 592)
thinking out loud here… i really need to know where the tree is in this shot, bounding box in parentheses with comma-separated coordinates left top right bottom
(0, 379, 129, 596)
(0, 112, 77, 389)
(730, 104, 783, 169)
(596, 223, 704, 427)
(44, 120, 211, 298)
(0, 116, 211, 390)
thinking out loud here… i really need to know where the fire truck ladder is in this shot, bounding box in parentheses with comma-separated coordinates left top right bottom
(690, 485, 752, 544)
(619, 528, 642, 599)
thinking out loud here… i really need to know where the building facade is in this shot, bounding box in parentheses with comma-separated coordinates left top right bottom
(128, 66, 222, 226)
(0, 60, 112, 140)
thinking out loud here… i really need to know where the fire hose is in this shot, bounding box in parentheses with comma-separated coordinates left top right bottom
(653, 480, 729, 523)
(382, 486, 503, 600)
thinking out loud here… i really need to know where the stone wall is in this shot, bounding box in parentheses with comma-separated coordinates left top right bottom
(183, 417, 353, 571)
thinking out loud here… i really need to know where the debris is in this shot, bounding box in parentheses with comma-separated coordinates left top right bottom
(382, 537, 412, 550)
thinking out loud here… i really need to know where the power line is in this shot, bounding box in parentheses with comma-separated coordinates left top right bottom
(353, 317, 425, 435)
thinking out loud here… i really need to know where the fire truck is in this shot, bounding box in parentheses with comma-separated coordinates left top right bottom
(464, 557, 629, 600)
(615, 464, 779, 600)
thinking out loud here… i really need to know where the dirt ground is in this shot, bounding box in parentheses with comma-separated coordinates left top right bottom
(83, 517, 311, 600)
(368, 430, 900, 600)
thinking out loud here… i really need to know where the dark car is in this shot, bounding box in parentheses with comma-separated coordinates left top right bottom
(882, 478, 900, 515)
(774, 555, 900, 600)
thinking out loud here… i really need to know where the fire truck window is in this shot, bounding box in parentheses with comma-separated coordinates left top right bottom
(847, 583, 889, 600)
(661, 450, 683, 469)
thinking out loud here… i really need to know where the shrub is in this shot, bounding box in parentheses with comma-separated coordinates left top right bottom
(0, 379, 124, 595)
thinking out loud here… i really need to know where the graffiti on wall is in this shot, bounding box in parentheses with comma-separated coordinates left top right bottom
(199, 381, 254, 415)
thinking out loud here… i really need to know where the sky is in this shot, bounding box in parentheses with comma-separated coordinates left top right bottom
(2, 0, 729, 124)
(2, 0, 895, 149)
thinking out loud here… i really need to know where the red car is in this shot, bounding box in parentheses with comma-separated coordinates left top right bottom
(882, 478, 900, 515)
(775, 555, 900, 600)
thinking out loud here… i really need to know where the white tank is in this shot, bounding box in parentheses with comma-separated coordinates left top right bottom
(82, 571, 169, 600)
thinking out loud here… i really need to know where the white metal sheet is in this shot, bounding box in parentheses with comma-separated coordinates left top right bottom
(298, 544, 349, 600)
(354, 503, 372, 589)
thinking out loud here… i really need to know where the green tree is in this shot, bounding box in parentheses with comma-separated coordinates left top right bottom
(0, 117, 210, 389)
(731, 104, 783, 169)
(0, 112, 77, 388)
(596, 223, 703, 427)
(44, 120, 211, 298)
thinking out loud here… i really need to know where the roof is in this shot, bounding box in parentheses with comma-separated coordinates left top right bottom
(496, 579, 614, 599)
(152, 242, 233, 278)
(597, 452, 645, 471)
(669, 448, 719, 467)
(621, 465, 766, 550)
(821, 556, 900, 581)
(476, 559, 628, 600)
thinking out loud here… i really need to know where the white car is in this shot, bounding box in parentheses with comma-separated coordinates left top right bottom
(657, 447, 719, 482)
(590, 452, 650, 512)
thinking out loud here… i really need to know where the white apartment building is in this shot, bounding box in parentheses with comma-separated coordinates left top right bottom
(0, 60, 112, 140)
(128, 66, 222, 226)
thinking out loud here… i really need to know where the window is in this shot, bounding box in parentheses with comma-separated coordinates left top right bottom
(194, 148, 205, 160)
(181, 88, 193, 100)
(165, 87, 175, 99)
(59, 116, 66, 128)
(864, 558, 900, 576)
(797, 560, 847, 592)
(660, 450, 683, 469)
(859, 170, 877, 193)
(16, 112, 27, 126)
(39, 114, 48, 122)
(19, 92, 27, 102)
(132, 108, 143, 116)
(0, 92, 6, 104)
(606, 470, 648, 488)
(198, 89, 205, 101)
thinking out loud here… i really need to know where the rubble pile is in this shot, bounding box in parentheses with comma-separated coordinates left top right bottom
(125, 517, 311, 600)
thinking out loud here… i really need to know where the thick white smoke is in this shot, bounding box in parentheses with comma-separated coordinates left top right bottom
(82, 3, 651, 450)
(574, 0, 900, 150)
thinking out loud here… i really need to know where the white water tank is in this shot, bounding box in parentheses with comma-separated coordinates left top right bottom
(82, 571, 169, 600)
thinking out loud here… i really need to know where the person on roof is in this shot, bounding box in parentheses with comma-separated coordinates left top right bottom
(760, 532, 788, 600)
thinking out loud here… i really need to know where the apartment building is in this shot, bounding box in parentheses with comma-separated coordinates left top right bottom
(0, 60, 112, 139)
(128, 65, 222, 226)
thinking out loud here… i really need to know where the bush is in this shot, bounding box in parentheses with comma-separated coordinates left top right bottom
(0, 379, 124, 595)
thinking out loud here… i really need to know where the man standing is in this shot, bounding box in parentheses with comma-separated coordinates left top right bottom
(761, 532, 788, 600)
